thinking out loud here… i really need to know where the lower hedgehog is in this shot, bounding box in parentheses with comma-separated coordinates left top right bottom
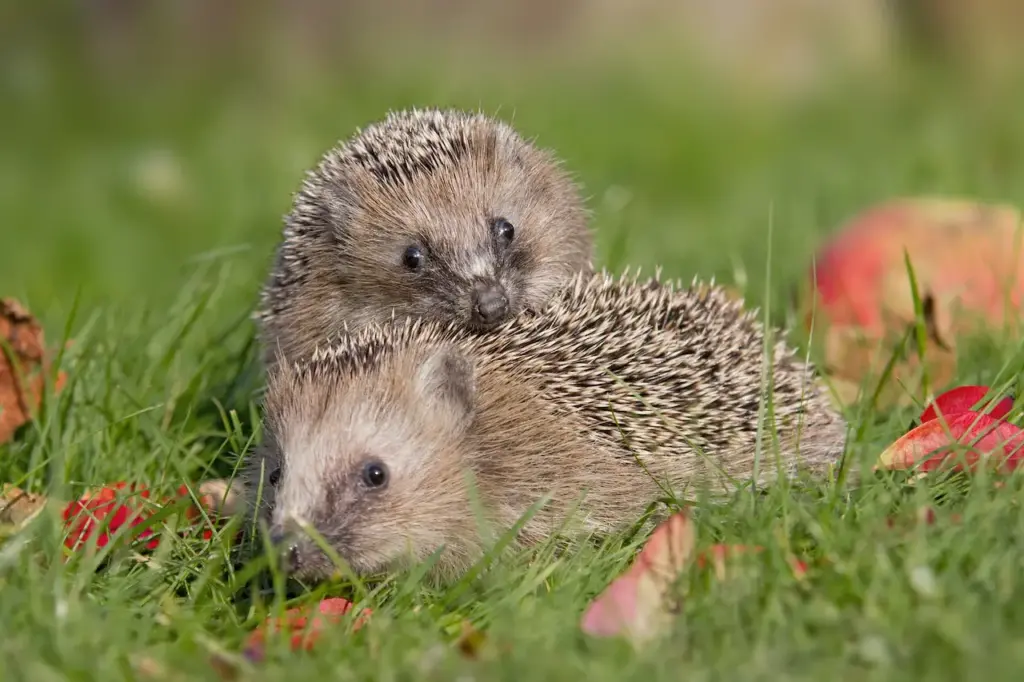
(244, 270, 848, 583)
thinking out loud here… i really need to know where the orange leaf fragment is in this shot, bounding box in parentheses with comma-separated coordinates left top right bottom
(455, 620, 488, 660)
(580, 511, 695, 646)
(694, 544, 763, 580)
(876, 410, 1024, 473)
(243, 598, 371, 661)
(0, 298, 67, 444)
(694, 544, 808, 580)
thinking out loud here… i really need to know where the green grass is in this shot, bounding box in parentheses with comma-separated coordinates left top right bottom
(6, 43, 1024, 680)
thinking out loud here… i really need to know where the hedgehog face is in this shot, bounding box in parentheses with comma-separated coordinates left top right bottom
(330, 140, 592, 335)
(255, 344, 481, 582)
(266, 110, 594, 365)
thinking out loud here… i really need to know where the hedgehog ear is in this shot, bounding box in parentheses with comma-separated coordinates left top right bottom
(416, 345, 476, 432)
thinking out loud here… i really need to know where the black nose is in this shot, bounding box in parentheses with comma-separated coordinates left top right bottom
(471, 282, 509, 326)
(269, 528, 301, 573)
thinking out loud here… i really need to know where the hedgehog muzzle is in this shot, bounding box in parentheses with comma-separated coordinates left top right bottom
(470, 280, 510, 328)
(268, 526, 303, 573)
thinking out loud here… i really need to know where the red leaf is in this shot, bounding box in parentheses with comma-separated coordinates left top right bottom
(61, 483, 156, 551)
(580, 511, 695, 647)
(243, 598, 371, 662)
(919, 385, 1013, 424)
(61, 480, 240, 553)
(578, 571, 643, 638)
(877, 410, 1024, 472)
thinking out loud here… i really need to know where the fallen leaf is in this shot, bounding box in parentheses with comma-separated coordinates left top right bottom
(242, 598, 371, 662)
(876, 410, 1024, 473)
(0, 298, 67, 444)
(918, 385, 1014, 424)
(803, 197, 1024, 407)
(455, 620, 487, 659)
(918, 506, 938, 525)
(0, 484, 47, 529)
(580, 511, 695, 647)
(693, 544, 808, 580)
(62, 481, 237, 553)
(62, 483, 163, 552)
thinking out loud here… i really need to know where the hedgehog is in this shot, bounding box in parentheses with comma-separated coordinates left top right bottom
(254, 107, 594, 369)
(244, 270, 849, 584)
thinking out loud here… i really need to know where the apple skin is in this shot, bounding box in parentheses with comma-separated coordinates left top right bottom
(804, 197, 1024, 407)
(808, 197, 1024, 336)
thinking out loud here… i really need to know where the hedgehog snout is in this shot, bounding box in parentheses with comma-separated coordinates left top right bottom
(469, 280, 509, 328)
(268, 524, 303, 573)
(268, 522, 338, 580)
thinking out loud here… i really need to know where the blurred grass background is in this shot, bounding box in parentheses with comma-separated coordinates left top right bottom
(4, 0, 1024, 334)
(6, 4, 1024, 678)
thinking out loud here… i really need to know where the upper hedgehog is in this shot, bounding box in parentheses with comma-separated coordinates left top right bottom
(255, 108, 594, 368)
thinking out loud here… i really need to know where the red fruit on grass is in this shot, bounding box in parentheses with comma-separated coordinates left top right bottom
(62, 483, 160, 551)
(803, 198, 1024, 408)
(243, 598, 371, 661)
(62, 481, 229, 552)
(919, 385, 1014, 424)
(807, 197, 1024, 335)
(877, 410, 1024, 473)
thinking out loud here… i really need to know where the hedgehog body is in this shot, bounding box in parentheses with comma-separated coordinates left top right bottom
(255, 108, 594, 368)
(246, 270, 848, 583)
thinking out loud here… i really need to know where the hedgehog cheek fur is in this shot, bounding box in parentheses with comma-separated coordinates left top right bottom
(260, 344, 485, 580)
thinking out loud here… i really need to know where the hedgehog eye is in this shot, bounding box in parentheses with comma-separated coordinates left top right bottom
(269, 467, 282, 486)
(402, 245, 425, 271)
(362, 460, 389, 489)
(490, 218, 515, 247)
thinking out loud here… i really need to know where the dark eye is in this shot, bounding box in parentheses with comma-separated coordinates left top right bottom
(491, 218, 515, 246)
(402, 245, 425, 270)
(269, 467, 282, 486)
(362, 461, 388, 489)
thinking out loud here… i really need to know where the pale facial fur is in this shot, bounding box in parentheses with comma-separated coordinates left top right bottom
(257, 109, 593, 368)
(246, 347, 485, 581)
(245, 341, 662, 584)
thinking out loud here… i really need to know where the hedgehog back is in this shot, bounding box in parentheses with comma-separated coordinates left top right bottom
(299, 270, 845, 487)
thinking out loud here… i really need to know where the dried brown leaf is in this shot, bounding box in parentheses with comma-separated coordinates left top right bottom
(0, 484, 47, 529)
(0, 298, 67, 444)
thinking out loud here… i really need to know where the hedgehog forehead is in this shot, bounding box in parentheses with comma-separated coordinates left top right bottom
(336, 109, 519, 188)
